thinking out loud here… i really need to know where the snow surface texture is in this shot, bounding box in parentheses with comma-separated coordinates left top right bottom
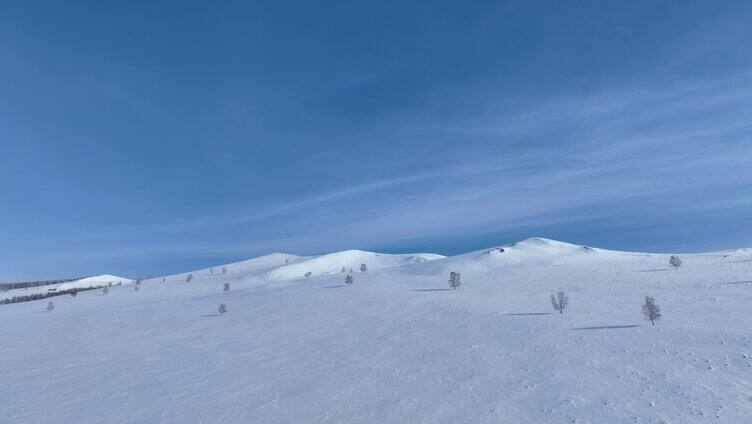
(2, 238, 751, 423)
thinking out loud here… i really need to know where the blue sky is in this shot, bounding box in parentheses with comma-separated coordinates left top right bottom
(2, 1, 752, 280)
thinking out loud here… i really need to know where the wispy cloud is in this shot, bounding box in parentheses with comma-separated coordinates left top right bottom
(140, 70, 752, 252)
(30, 22, 752, 271)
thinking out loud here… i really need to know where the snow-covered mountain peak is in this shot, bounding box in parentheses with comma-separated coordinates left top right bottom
(159, 249, 446, 284)
(493, 237, 593, 256)
(264, 249, 444, 280)
(510, 237, 583, 248)
(74, 274, 130, 284)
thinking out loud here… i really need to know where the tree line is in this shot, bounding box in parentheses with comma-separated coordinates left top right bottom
(0, 282, 121, 305)
(0, 277, 87, 292)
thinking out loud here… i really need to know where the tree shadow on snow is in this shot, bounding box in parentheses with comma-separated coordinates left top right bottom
(636, 268, 672, 272)
(322, 285, 345, 289)
(724, 259, 752, 263)
(502, 312, 554, 316)
(720, 280, 752, 285)
(198, 314, 221, 317)
(570, 325, 639, 331)
(412, 288, 452, 292)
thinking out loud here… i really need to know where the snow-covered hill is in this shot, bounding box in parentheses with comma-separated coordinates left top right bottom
(2, 239, 751, 423)
(1, 274, 129, 299)
(162, 249, 444, 285)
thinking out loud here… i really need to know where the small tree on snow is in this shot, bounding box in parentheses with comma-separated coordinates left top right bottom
(448, 271, 461, 290)
(186, 273, 193, 283)
(305, 272, 312, 278)
(551, 291, 569, 314)
(102, 287, 109, 295)
(360, 263, 367, 272)
(134, 285, 140, 292)
(218, 303, 227, 315)
(210, 268, 214, 275)
(46, 301, 54, 312)
(345, 275, 354, 286)
(642, 296, 662, 325)
(222, 267, 227, 274)
(669, 255, 682, 270)
(341, 266, 346, 273)
(223, 282, 230, 292)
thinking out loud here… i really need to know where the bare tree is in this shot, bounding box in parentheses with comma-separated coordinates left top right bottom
(448, 271, 461, 290)
(186, 273, 193, 283)
(669, 255, 682, 270)
(551, 291, 569, 314)
(46, 301, 54, 312)
(360, 263, 368, 272)
(223, 282, 230, 292)
(345, 275, 354, 286)
(642, 296, 662, 325)
(218, 302, 227, 315)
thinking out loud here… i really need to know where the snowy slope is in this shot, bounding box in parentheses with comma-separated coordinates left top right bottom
(1, 274, 129, 299)
(162, 250, 444, 284)
(2, 239, 751, 424)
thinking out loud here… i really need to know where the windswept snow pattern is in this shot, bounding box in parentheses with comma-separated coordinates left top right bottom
(2, 240, 752, 423)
